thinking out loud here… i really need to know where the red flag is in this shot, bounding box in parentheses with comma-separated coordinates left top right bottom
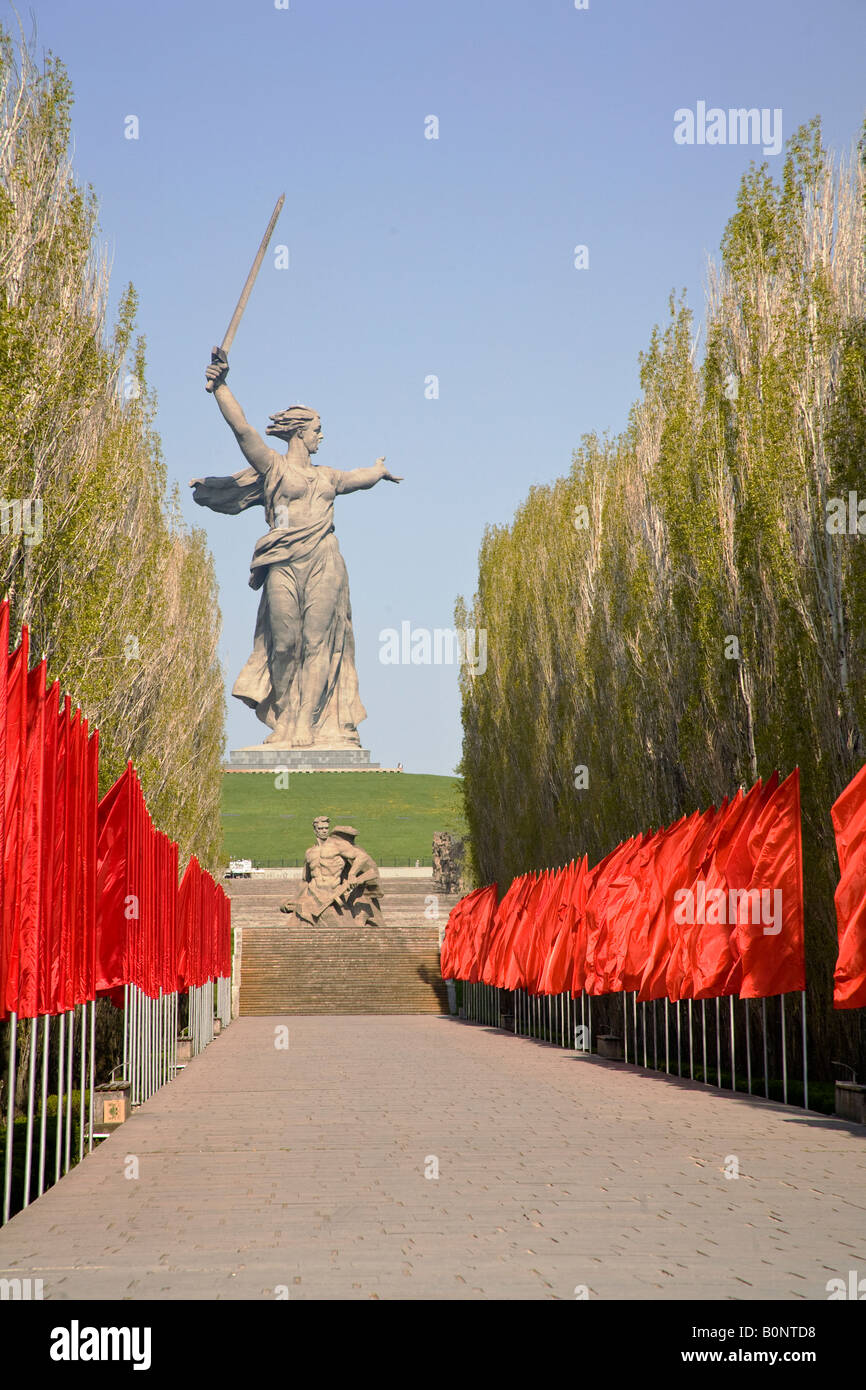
(637, 812, 701, 1003)
(483, 872, 533, 986)
(831, 761, 866, 1008)
(60, 708, 84, 1010)
(11, 660, 47, 1018)
(734, 769, 804, 999)
(441, 885, 496, 979)
(538, 859, 587, 994)
(0, 602, 7, 986)
(82, 728, 99, 1000)
(178, 856, 202, 993)
(36, 680, 60, 1014)
(474, 874, 527, 985)
(2, 631, 28, 1016)
(502, 869, 560, 991)
(583, 837, 640, 996)
(664, 808, 723, 1001)
(95, 765, 135, 992)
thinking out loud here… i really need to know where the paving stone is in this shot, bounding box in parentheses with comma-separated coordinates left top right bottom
(0, 1016, 863, 1299)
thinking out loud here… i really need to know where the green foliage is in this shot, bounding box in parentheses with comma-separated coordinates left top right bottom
(458, 120, 866, 1076)
(0, 26, 225, 871)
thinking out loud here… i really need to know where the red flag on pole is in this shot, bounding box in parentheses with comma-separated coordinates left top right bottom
(14, 660, 48, 1017)
(2, 630, 28, 1017)
(733, 769, 805, 999)
(831, 761, 866, 1009)
(95, 764, 135, 993)
(0, 601, 7, 988)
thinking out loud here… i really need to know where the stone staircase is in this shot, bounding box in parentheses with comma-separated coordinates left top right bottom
(226, 875, 461, 1015)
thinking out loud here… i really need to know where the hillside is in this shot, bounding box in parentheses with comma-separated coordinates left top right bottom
(221, 771, 466, 866)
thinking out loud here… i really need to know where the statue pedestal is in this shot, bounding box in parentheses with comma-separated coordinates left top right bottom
(228, 745, 380, 771)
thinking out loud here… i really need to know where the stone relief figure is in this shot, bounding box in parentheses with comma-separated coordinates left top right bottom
(328, 825, 384, 928)
(280, 817, 384, 927)
(191, 350, 402, 748)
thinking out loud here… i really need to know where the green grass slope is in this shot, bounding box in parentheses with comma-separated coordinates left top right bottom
(221, 771, 466, 866)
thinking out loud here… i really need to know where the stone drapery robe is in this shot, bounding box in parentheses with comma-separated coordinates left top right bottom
(191, 451, 366, 747)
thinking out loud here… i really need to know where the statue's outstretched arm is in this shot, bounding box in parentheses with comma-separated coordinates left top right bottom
(335, 456, 403, 494)
(204, 351, 272, 474)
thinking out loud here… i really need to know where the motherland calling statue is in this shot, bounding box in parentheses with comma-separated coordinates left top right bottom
(190, 197, 401, 750)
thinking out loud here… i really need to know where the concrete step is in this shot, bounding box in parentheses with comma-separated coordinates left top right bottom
(238, 920, 450, 1016)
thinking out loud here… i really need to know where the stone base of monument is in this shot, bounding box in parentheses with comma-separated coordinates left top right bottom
(835, 1081, 866, 1124)
(596, 1034, 624, 1060)
(228, 745, 380, 771)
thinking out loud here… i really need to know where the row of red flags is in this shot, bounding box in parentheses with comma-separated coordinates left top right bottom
(442, 770, 807, 1002)
(0, 604, 231, 1020)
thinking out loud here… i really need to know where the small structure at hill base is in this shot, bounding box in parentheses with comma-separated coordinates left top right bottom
(280, 816, 384, 927)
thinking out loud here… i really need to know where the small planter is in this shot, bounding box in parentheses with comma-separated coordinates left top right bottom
(176, 1037, 192, 1064)
(835, 1081, 866, 1124)
(596, 1034, 624, 1061)
(213, 1018, 222, 1036)
(94, 1080, 131, 1131)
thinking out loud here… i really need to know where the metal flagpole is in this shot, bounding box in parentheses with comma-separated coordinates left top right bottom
(64, 1008, 74, 1174)
(676, 1001, 682, 1076)
(623, 994, 628, 1064)
(88, 1000, 95, 1150)
(55, 1012, 65, 1182)
(2, 1013, 16, 1225)
(801, 990, 808, 1110)
(762, 997, 769, 1098)
(642, 1002, 647, 1069)
(23, 1016, 38, 1207)
(79, 1002, 87, 1161)
(38, 1015, 49, 1196)
(653, 999, 657, 1070)
(702, 999, 707, 1084)
(781, 994, 788, 1104)
(664, 999, 669, 1073)
(688, 999, 694, 1079)
(729, 997, 736, 1092)
(123, 984, 129, 1080)
(715, 997, 721, 1089)
(136, 987, 142, 1102)
(745, 999, 752, 1094)
(130, 987, 137, 1105)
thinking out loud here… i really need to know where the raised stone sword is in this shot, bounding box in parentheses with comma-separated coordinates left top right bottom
(205, 193, 285, 391)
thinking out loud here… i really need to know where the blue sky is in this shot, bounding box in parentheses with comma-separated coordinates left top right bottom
(19, 0, 866, 773)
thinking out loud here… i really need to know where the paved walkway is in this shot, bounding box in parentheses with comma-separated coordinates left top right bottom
(0, 1017, 863, 1300)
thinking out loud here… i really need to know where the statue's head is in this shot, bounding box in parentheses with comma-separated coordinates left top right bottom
(266, 405, 322, 453)
(313, 815, 330, 843)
